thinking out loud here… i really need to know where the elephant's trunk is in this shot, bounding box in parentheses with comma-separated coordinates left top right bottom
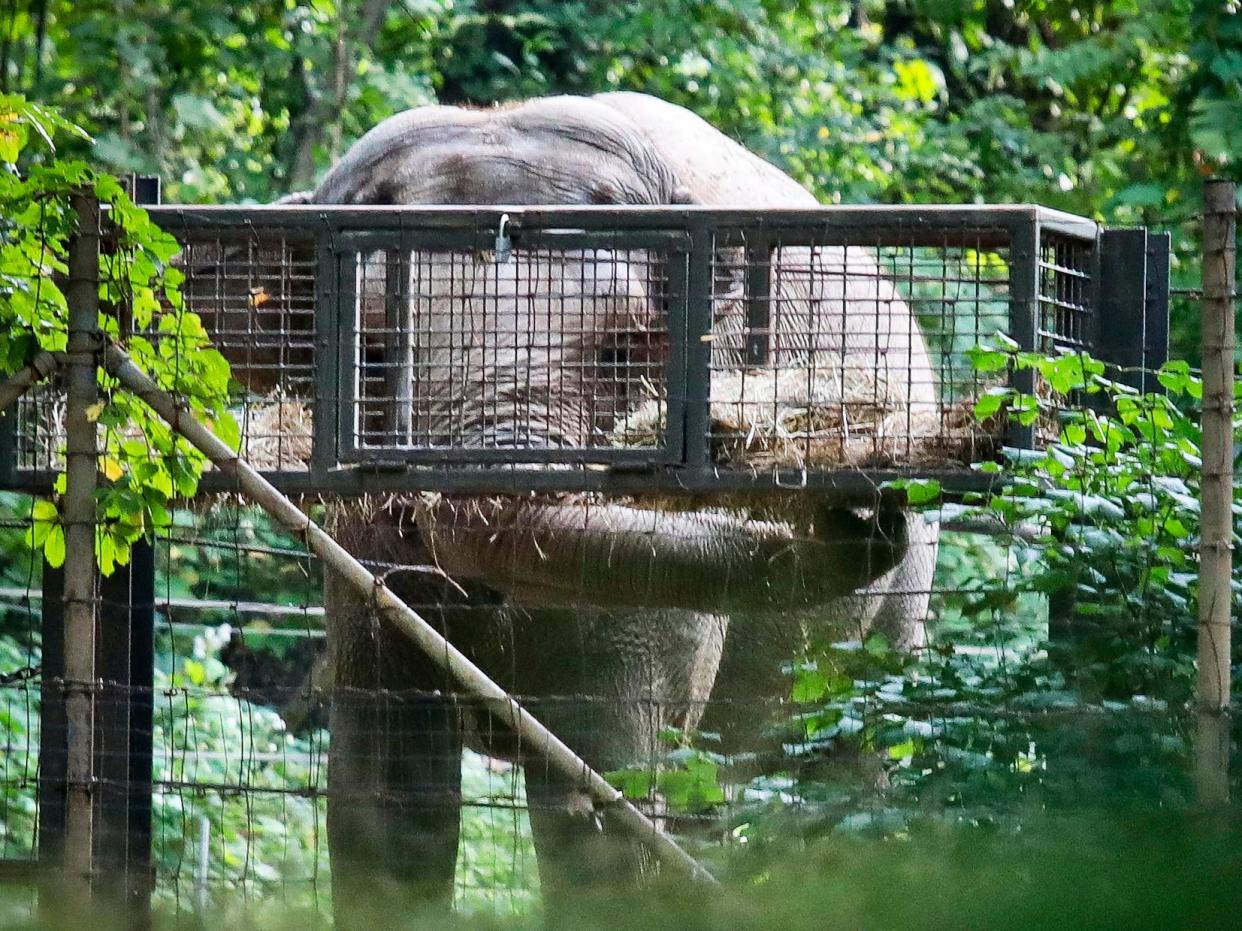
(418, 497, 908, 614)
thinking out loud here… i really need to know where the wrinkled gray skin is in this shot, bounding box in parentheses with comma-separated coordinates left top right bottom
(593, 93, 939, 746)
(301, 94, 936, 924)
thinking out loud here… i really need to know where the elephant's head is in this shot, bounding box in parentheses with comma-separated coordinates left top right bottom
(297, 96, 911, 614)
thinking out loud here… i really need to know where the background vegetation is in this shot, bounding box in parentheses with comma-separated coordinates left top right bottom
(1, 0, 1241, 925)
(3, 0, 1238, 356)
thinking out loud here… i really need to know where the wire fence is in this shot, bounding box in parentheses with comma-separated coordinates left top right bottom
(0, 189, 1235, 926)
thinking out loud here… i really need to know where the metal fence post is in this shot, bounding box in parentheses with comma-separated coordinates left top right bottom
(1005, 217, 1039, 450)
(37, 178, 159, 925)
(97, 175, 159, 926)
(1195, 178, 1236, 807)
(94, 539, 154, 925)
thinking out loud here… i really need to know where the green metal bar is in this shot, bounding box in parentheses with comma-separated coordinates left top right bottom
(1006, 219, 1039, 450)
(1145, 231, 1171, 390)
(744, 234, 771, 366)
(1096, 229, 1150, 392)
(2, 463, 1000, 500)
(682, 220, 714, 471)
(661, 246, 690, 466)
(312, 217, 341, 472)
(145, 204, 1097, 245)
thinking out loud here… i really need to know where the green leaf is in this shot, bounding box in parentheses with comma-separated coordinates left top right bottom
(904, 478, 941, 505)
(968, 345, 1011, 374)
(32, 498, 58, 522)
(792, 666, 828, 703)
(606, 768, 653, 800)
(864, 632, 891, 658)
(974, 390, 1008, 419)
(44, 525, 66, 568)
(214, 411, 242, 452)
(887, 739, 917, 761)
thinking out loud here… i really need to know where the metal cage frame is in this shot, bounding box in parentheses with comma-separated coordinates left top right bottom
(0, 204, 1170, 499)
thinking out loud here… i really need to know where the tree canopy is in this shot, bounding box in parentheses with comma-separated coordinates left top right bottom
(1, 0, 1236, 221)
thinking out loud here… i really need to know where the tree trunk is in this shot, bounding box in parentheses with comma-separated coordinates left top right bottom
(288, 0, 390, 189)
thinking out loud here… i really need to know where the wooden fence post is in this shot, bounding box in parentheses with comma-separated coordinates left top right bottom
(58, 191, 102, 908)
(1195, 178, 1236, 807)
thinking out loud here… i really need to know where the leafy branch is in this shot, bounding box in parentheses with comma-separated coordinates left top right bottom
(766, 340, 1234, 827)
(1, 94, 237, 574)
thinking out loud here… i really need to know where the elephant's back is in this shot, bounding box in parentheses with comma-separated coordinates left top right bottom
(312, 95, 685, 207)
(594, 92, 817, 206)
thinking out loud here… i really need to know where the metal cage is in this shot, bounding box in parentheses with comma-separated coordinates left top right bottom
(0, 205, 1169, 498)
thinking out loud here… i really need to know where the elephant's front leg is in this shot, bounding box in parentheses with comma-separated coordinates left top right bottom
(325, 571, 464, 928)
(524, 765, 651, 915)
(511, 606, 725, 916)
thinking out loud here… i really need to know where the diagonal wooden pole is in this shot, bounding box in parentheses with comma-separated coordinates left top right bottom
(101, 340, 718, 886)
(0, 350, 61, 414)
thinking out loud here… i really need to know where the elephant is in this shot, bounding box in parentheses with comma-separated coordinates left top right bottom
(592, 93, 940, 750)
(277, 93, 937, 923)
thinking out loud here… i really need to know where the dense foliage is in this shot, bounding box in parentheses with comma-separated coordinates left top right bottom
(0, 97, 237, 572)
(0, 0, 1240, 921)
(804, 344, 1237, 814)
(612, 344, 1239, 832)
(3, 1, 1236, 361)
(4, 1, 1237, 357)
(3, 1, 1235, 206)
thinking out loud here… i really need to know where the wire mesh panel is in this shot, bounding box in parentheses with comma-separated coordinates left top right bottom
(698, 233, 1011, 472)
(171, 227, 318, 471)
(1039, 232, 1094, 354)
(8, 386, 62, 476)
(0, 497, 1215, 924)
(340, 234, 680, 465)
(327, 212, 1058, 483)
(136, 509, 556, 920)
(138, 511, 556, 920)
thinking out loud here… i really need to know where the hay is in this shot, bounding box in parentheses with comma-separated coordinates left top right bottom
(224, 372, 998, 480)
(613, 367, 997, 472)
(183, 392, 315, 513)
(186, 378, 1002, 554)
(235, 392, 314, 472)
